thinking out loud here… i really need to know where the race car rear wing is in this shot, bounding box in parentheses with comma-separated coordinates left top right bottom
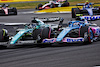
(76, 3, 94, 6)
(31, 17, 60, 22)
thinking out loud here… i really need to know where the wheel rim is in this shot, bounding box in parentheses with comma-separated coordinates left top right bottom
(90, 30, 93, 40)
(37, 34, 41, 41)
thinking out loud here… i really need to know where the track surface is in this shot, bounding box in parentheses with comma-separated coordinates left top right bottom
(0, 10, 100, 67)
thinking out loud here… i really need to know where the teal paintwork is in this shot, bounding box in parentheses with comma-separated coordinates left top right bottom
(10, 18, 50, 45)
(10, 29, 33, 44)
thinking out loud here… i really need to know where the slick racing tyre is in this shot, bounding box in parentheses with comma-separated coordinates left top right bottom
(0, 30, 3, 42)
(9, 7, 17, 15)
(72, 8, 80, 18)
(80, 26, 94, 44)
(35, 7, 37, 10)
(13, 8, 17, 15)
(32, 29, 42, 41)
(50, 3, 55, 8)
(0, 9, 5, 15)
(61, 2, 69, 7)
(41, 27, 51, 39)
(38, 4, 43, 10)
(80, 26, 88, 37)
(72, 8, 77, 18)
(88, 29, 94, 43)
(0, 29, 9, 42)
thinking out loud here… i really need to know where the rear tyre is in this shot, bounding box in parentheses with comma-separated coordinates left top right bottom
(35, 6, 37, 10)
(61, 2, 69, 7)
(41, 27, 51, 39)
(38, 4, 43, 10)
(32, 29, 42, 40)
(41, 27, 53, 46)
(10, 7, 17, 15)
(0, 29, 9, 42)
(72, 8, 76, 18)
(32, 29, 42, 43)
(50, 3, 55, 8)
(0, 10, 5, 15)
(72, 8, 80, 18)
(0, 30, 3, 42)
(80, 26, 88, 37)
(13, 8, 17, 15)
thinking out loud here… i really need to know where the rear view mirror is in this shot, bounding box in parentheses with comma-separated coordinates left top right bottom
(59, 18, 64, 25)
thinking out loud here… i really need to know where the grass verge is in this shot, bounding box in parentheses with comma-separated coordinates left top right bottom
(0, 1, 46, 9)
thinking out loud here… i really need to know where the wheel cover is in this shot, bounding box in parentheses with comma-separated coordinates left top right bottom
(90, 30, 93, 40)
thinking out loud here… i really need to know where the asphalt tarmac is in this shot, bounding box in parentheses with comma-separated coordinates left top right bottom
(0, 9, 100, 67)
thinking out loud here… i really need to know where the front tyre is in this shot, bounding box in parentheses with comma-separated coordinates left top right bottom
(88, 29, 94, 43)
(11, 7, 17, 15)
(80, 26, 94, 44)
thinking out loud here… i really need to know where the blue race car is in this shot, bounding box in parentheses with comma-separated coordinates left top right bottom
(72, 1, 100, 20)
(42, 17, 100, 44)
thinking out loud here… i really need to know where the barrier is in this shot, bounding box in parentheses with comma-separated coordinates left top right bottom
(34, 6, 83, 13)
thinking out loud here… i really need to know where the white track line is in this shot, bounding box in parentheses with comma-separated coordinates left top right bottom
(18, 11, 34, 14)
(0, 22, 28, 25)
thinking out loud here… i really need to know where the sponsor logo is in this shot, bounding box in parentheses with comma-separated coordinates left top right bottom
(76, 14, 83, 16)
(43, 39, 55, 43)
(66, 38, 84, 42)
(83, 16, 100, 20)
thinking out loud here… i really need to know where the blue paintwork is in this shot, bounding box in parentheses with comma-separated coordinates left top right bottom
(85, 8, 93, 16)
(56, 27, 79, 42)
(82, 3, 94, 16)
(10, 29, 33, 44)
(56, 19, 88, 42)
(82, 3, 96, 16)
